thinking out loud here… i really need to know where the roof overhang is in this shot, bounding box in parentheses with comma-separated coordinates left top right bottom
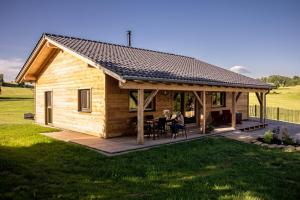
(119, 80, 270, 93)
(16, 35, 126, 83)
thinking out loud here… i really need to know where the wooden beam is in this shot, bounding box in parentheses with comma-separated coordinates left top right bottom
(263, 93, 267, 125)
(119, 80, 269, 93)
(236, 92, 242, 102)
(255, 92, 262, 105)
(144, 90, 158, 110)
(260, 92, 264, 123)
(202, 91, 206, 134)
(137, 89, 144, 144)
(232, 92, 237, 128)
(193, 91, 203, 106)
(24, 74, 37, 81)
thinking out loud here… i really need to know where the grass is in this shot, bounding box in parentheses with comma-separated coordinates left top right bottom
(1, 124, 300, 199)
(249, 85, 300, 110)
(0, 87, 34, 124)
(0, 86, 300, 199)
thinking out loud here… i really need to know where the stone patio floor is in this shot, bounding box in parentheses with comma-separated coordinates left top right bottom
(222, 119, 300, 143)
(41, 119, 300, 156)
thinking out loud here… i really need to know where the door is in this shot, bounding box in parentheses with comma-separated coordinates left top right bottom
(173, 92, 196, 124)
(45, 91, 53, 125)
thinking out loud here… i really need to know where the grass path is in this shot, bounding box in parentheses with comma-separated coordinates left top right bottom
(1, 124, 300, 199)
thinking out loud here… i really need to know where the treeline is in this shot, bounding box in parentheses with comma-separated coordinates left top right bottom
(0, 74, 33, 88)
(260, 75, 300, 88)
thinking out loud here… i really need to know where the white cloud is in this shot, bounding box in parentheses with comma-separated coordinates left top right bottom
(0, 58, 24, 82)
(229, 65, 251, 74)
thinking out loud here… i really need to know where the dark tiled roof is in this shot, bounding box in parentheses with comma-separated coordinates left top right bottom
(44, 33, 271, 89)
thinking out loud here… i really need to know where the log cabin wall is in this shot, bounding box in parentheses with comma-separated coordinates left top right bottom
(105, 75, 173, 138)
(35, 51, 106, 137)
(205, 92, 249, 122)
(105, 75, 249, 138)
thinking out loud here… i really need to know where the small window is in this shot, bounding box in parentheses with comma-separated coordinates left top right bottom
(129, 90, 155, 111)
(78, 89, 91, 112)
(212, 92, 226, 107)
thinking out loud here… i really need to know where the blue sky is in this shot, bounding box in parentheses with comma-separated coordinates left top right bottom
(0, 0, 299, 81)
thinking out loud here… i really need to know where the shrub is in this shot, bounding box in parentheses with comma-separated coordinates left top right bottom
(263, 130, 273, 144)
(283, 134, 294, 145)
(281, 127, 294, 145)
(207, 123, 214, 132)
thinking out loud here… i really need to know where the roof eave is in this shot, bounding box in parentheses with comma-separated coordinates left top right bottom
(122, 76, 272, 90)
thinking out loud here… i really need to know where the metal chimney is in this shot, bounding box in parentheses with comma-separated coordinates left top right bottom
(127, 30, 132, 47)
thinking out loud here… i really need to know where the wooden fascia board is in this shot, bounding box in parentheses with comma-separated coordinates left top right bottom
(45, 37, 126, 83)
(15, 39, 47, 83)
(119, 80, 269, 93)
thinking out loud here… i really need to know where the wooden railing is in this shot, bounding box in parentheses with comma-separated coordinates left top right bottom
(249, 105, 300, 124)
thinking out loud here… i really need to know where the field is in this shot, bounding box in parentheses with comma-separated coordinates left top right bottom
(0, 86, 300, 199)
(0, 87, 34, 124)
(249, 85, 300, 110)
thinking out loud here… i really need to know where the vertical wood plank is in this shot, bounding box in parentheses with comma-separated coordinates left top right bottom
(202, 91, 206, 134)
(232, 92, 236, 128)
(137, 89, 144, 144)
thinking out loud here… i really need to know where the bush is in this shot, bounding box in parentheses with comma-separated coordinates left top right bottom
(263, 130, 273, 144)
(283, 136, 294, 145)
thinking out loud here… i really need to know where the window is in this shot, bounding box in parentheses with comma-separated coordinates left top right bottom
(78, 89, 91, 112)
(129, 90, 155, 111)
(212, 92, 226, 107)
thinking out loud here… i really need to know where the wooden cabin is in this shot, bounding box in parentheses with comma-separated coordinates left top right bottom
(16, 33, 272, 144)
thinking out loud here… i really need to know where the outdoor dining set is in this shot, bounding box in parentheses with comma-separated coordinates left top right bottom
(143, 114, 187, 140)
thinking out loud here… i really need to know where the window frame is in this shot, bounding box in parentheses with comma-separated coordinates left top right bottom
(128, 90, 156, 112)
(211, 92, 226, 108)
(78, 88, 92, 113)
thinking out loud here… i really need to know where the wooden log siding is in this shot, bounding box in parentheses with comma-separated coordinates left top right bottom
(105, 75, 250, 137)
(35, 51, 106, 137)
(34, 50, 251, 138)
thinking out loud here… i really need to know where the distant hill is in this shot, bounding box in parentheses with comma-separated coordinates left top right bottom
(260, 75, 300, 88)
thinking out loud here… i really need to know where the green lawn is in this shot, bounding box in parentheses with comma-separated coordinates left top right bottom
(249, 85, 300, 110)
(1, 124, 300, 199)
(0, 86, 300, 199)
(0, 87, 34, 124)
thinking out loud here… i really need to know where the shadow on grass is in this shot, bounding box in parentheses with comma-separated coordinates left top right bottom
(0, 97, 33, 101)
(0, 137, 300, 199)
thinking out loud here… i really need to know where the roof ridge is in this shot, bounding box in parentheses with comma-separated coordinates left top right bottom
(43, 32, 195, 59)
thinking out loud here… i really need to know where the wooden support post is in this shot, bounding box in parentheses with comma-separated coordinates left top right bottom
(260, 92, 264, 123)
(277, 107, 280, 121)
(202, 91, 206, 134)
(193, 91, 204, 132)
(255, 105, 257, 117)
(137, 89, 144, 144)
(232, 92, 236, 128)
(263, 92, 266, 125)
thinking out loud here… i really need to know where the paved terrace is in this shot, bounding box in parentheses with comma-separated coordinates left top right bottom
(41, 119, 300, 156)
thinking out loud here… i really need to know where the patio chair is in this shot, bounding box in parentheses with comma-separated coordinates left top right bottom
(177, 124, 187, 139)
(154, 117, 167, 137)
(144, 115, 154, 138)
(170, 120, 187, 139)
(222, 110, 232, 124)
(211, 111, 223, 126)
